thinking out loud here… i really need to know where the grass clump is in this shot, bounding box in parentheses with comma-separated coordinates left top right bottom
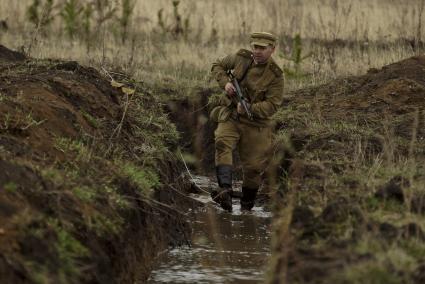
(334, 245, 417, 284)
(4, 181, 18, 193)
(54, 137, 91, 162)
(72, 185, 97, 203)
(103, 185, 132, 209)
(81, 111, 100, 128)
(118, 162, 160, 197)
(83, 211, 125, 237)
(22, 218, 89, 284)
(49, 219, 89, 280)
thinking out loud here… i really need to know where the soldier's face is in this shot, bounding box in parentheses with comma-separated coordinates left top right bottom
(251, 44, 275, 64)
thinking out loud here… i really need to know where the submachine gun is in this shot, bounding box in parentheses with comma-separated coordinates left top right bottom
(227, 71, 254, 120)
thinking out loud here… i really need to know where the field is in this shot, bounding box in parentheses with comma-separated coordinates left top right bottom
(0, 0, 424, 283)
(1, 0, 424, 90)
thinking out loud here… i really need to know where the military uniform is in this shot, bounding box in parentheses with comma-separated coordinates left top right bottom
(210, 32, 284, 211)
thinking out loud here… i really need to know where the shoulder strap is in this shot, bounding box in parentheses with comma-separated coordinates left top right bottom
(236, 49, 252, 58)
(239, 58, 253, 83)
(235, 49, 253, 82)
(269, 59, 283, 77)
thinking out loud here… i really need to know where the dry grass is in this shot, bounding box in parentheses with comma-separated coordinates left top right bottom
(1, 0, 423, 93)
(0, 30, 419, 95)
(2, 0, 425, 41)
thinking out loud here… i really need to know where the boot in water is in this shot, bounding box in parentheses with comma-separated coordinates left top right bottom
(211, 187, 232, 211)
(240, 187, 258, 211)
(214, 165, 233, 211)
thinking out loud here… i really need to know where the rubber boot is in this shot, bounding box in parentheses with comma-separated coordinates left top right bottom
(211, 165, 233, 212)
(240, 187, 258, 211)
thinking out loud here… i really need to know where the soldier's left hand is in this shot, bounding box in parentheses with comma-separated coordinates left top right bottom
(237, 102, 250, 115)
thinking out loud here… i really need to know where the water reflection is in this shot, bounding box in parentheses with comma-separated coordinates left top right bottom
(148, 185, 272, 284)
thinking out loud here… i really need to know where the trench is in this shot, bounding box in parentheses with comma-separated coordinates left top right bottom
(147, 175, 272, 283)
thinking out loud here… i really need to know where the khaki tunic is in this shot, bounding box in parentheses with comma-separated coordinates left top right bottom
(210, 49, 284, 189)
(210, 49, 284, 127)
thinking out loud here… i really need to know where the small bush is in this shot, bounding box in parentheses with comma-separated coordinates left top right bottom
(157, 0, 190, 39)
(119, 0, 136, 43)
(283, 34, 312, 79)
(60, 0, 84, 39)
(26, 0, 55, 28)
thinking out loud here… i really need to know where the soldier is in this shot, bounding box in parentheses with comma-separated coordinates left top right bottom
(209, 32, 284, 211)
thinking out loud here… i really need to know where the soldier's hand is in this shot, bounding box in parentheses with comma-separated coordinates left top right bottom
(224, 82, 236, 97)
(237, 103, 244, 114)
(237, 102, 251, 115)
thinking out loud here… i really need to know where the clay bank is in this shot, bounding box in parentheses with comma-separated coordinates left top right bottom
(0, 45, 194, 283)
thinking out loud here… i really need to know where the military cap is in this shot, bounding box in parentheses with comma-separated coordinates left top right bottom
(250, 32, 277, 47)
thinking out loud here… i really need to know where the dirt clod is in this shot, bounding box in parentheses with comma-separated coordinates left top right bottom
(378, 222, 399, 240)
(411, 193, 425, 215)
(321, 199, 352, 223)
(374, 176, 409, 203)
(291, 206, 315, 229)
(413, 263, 425, 284)
(401, 223, 425, 240)
(0, 45, 26, 62)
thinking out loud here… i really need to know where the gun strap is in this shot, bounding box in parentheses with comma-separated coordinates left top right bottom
(238, 59, 253, 84)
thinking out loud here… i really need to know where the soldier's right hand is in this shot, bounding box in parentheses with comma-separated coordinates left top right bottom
(224, 82, 236, 97)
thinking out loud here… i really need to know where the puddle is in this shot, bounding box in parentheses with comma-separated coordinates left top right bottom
(147, 176, 272, 283)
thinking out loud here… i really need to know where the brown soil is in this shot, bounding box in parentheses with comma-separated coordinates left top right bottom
(0, 60, 120, 164)
(288, 55, 425, 140)
(273, 56, 425, 283)
(165, 88, 217, 174)
(0, 45, 25, 63)
(0, 45, 195, 283)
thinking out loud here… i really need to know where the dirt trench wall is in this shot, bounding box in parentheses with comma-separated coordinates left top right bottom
(269, 56, 425, 283)
(0, 45, 194, 283)
(165, 88, 217, 174)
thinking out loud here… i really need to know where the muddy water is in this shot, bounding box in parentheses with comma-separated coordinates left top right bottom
(147, 176, 272, 283)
